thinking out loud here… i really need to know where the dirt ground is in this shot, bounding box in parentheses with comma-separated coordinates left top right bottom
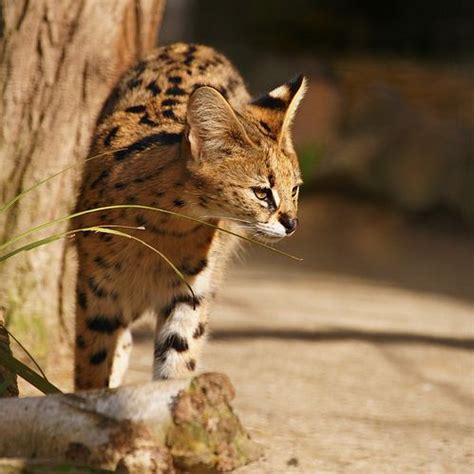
(125, 194, 474, 473)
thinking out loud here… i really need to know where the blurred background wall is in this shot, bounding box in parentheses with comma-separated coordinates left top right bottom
(159, 0, 474, 226)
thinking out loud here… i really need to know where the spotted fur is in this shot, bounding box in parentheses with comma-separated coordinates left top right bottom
(73, 43, 306, 390)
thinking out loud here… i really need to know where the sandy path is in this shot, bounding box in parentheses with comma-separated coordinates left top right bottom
(126, 195, 474, 473)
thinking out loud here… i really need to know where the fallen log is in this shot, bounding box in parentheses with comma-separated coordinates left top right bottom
(0, 459, 111, 473)
(0, 373, 261, 473)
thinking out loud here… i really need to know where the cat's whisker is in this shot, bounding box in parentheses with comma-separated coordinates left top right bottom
(202, 215, 253, 224)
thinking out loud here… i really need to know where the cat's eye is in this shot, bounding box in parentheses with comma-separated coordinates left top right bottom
(253, 187, 270, 200)
(292, 186, 299, 197)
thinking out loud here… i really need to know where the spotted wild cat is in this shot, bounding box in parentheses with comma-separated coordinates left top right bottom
(73, 43, 306, 390)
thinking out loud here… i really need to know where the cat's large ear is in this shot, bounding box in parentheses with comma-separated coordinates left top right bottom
(186, 86, 251, 160)
(249, 75, 307, 147)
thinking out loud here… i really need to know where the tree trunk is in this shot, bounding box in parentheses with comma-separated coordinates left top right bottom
(0, 0, 165, 390)
(0, 373, 262, 473)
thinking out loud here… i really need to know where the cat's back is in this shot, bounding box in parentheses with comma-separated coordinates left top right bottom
(93, 43, 250, 150)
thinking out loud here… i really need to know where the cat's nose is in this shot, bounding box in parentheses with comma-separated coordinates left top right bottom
(279, 214, 298, 235)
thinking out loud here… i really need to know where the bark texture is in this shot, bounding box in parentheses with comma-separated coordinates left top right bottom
(0, 0, 165, 380)
(0, 373, 261, 473)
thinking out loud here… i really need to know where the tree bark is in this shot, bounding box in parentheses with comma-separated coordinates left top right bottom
(0, 373, 262, 473)
(0, 0, 165, 389)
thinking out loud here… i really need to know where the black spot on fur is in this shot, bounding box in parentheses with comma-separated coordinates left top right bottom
(155, 333, 189, 360)
(184, 45, 197, 66)
(186, 359, 196, 371)
(114, 182, 128, 190)
(168, 76, 182, 84)
(87, 314, 122, 334)
(162, 98, 177, 107)
(127, 78, 142, 89)
(77, 291, 88, 310)
(133, 60, 146, 75)
(104, 126, 119, 146)
(181, 259, 207, 276)
(165, 86, 186, 96)
(100, 234, 113, 243)
(76, 335, 86, 349)
(139, 114, 159, 127)
(135, 214, 147, 227)
(126, 195, 137, 204)
(173, 198, 185, 208)
(90, 169, 110, 189)
(184, 55, 195, 66)
(88, 276, 108, 298)
(146, 81, 161, 96)
(125, 105, 146, 114)
(162, 109, 176, 120)
(89, 350, 107, 365)
(94, 256, 111, 269)
(114, 132, 183, 161)
(193, 322, 206, 339)
(161, 294, 201, 318)
(252, 95, 286, 110)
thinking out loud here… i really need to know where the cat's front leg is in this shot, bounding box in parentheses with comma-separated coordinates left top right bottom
(153, 293, 208, 379)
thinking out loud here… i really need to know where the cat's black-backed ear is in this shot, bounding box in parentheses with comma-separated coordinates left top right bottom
(249, 74, 307, 146)
(186, 86, 251, 160)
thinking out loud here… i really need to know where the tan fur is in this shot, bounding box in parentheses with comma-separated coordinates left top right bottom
(73, 43, 306, 390)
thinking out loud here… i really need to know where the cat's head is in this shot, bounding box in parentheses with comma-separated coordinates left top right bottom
(185, 75, 307, 241)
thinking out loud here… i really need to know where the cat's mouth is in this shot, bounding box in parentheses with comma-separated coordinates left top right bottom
(246, 222, 288, 242)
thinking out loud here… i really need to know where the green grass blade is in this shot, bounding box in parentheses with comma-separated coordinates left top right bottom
(0, 347, 62, 394)
(0, 148, 128, 214)
(4, 326, 47, 379)
(0, 234, 63, 261)
(1, 205, 302, 261)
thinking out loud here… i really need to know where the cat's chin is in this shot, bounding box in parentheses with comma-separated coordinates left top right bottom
(251, 233, 286, 244)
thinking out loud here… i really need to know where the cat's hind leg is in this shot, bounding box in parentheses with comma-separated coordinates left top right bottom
(74, 272, 131, 390)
